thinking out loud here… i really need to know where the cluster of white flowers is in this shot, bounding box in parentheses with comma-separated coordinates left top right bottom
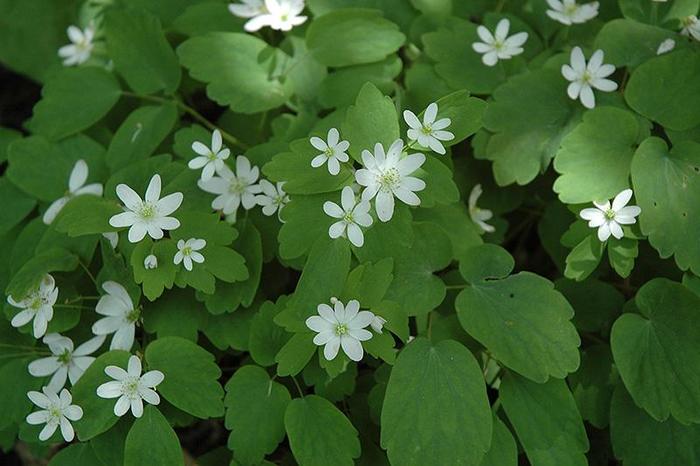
(228, 0, 307, 32)
(580, 189, 641, 242)
(97, 355, 164, 418)
(58, 24, 97, 66)
(546, 0, 599, 25)
(562, 46, 617, 109)
(472, 19, 528, 67)
(305, 298, 386, 362)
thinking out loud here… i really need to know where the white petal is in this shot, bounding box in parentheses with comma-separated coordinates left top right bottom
(612, 189, 633, 211)
(375, 191, 395, 222)
(96, 381, 123, 398)
(347, 223, 364, 247)
(140, 370, 164, 388)
(116, 184, 142, 211)
(597, 223, 611, 242)
(609, 221, 624, 239)
(111, 324, 135, 351)
(323, 201, 344, 219)
(323, 337, 341, 360)
(579, 85, 596, 109)
(340, 186, 356, 212)
(403, 110, 421, 129)
(145, 174, 161, 203)
(340, 336, 364, 362)
(328, 221, 346, 239)
(28, 357, 61, 377)
(68, 160, 88, 192)
(306, 316, 334, 333)
(114, 395, 131, 417)
(156, 192, 183, 216)
(43, 197, 69, 225)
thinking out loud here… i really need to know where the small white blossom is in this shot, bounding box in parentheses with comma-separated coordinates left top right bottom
(96, 355, 164, 418)
(580, 189, 641, 242)
(472, 19, 528, 67)
(323, 186, 373, 247)
(28, 334, 105, 391)
(305, 299, 374, 361)
(8, 274, 58, 339)
(369, 314, 387, 334)
(43, 160, 103, 225)
(403, 102, 455, 155)
(310, 128, 350, 176)
(58, 25, 95, 66)
(468, 184, 495, 233)
(109, 174, 183, 244)
(355, 139, 426, 222)
(174, 238, 206, 271)
(92, 281, 138, 351)
(657, 38, 676, 55)
(188, 130, 231, 182)
(26, 388, 83, 442)
(681, 16, 700, 41)
(546, 0, 599, 25)
(229, 0, 307, 32)
(144, 254, 158, 270)
(102, 232, 119, 249)
(256, 180, 289, 218)
(198, 156, 262, 217)
(562, 47, 617, 109)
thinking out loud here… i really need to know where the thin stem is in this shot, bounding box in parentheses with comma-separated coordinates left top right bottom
(121, 91, 249, 150)
(290, 375, 305, 398)
(55, 304, 93, 311)
(427, 312, 434, 340)
(78, 261, 98, 287)
(495, 0, 506, 13)
(63, 295, 101, 304)
(445, 284, 468, 290)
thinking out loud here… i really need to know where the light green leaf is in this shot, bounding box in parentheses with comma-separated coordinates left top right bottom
(275, 332, 317, 377)
(456, 244, 581, 382)
(0, 178, 35, 235)
(105, 7, 181, 94)
(553, 106, 649, 204)
(249, 298, 291, 367)
(6, 247, 78, 300)
(204, 245, 249, 283)
(145, 337, 224, 419)
(28, 67, 121, 140)
(285, 395, 361, 466)
(178, 33, 291, 113)
(482, 67, 581, 186)
(306, 8, 405, 67)
(318, 56, 402, 109)
(594, 19, 679, 67)
(0, 358, 43, 431)
(608, 237, 638, 278)
(171, 2, 244, 36)
(124, 406, 184, 466)
(341, 258, 393, 309)
(131, 239, 178, 301)
(480, 416, 517, 466)
(381, 338, 492, 466)
(53, 196, 122, 237)
(279, 194, 335, 260)
(428, 90, 486, 147)
(611, 278, 700, 424)
(341, 82, 400, 161)
(631, 137, 700, 274)
(564, 234, 605, 282)
(142, 288, 205, 341)
(225, 365, 291, 465)
(626, 49, 700, 131)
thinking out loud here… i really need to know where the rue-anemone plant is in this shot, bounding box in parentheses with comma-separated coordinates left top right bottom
(0, 0, 699, 465)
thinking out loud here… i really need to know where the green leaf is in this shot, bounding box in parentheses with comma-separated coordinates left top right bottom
(553, 106, 649, 204)
(279, 194, 334, 260)
(178, 33, 291, 113)
(225, 365, 291, 465)
(54, 196, 122, 237)
(556, 278, 623, 333)
(428, 90, 486, 147)
(594, 19, 679, 67)
(631, 137, 700, 274)
(480, 416, 518, 466)
(342, 82, 400, 161)
(625, 49, 700, 131)
(564, 234, 605, 281)
(204, 245, 249, 283)
(423, 17, 506, 94)
(145, 337, 224, 419)
(131, 239, 178, 301)
(619, 0, 699, 23)
(611, 278, 700, 424)
(275, 332, 317, 377)
(72, 350, 131, 441)
(416, 156, 460, 207)
(285, 395, 361, 466)
(0, 358, 43, 431)
(306, 8, 405, 67)
(6, 247, 78, 300)
(0, 177, 35, 234)
(381, 338, 492, 466)
(171, 2, 244, 36)
(608, 237, 638, 278)
(142, 288, 205, 341)
(106, 104, 178, 171)
(500, 373, 589, 466)
(481, 67, 581, 186)
(249, 298, 291, 367)
(105, 7, 181, 94)
(318, 56, 402, 109)
(47, 443, 102, 466)
(610, 385, 700, 466)
(456, 244, 581, 382)
(341, 258, 394, 309)
(124, 406, 184, 466)
(28, 67, 121, 140)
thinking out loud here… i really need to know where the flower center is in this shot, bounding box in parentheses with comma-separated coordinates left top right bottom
(29, 296, 43, 311)
(207, 152, 218, 162)
(335, 324, 348, 336)
(420, 124, 433, 135)
(582, 70, 593, 84)
(138, 203, 156, 220)
(604, 209, 616, 220)
(121, 376, 141, 399)
(126, 308, 140, 323)
(682, 16, 696, 27)
(342, 212, 354, 224)
(182, 246, 192, 256)
(378, 168, 400, 192)
(229, 180, 246, 194)
(565, 4, 579, 15)
(48, 405, 62, 421)
(57, 349, 72, 365)
(324, 147, 335, 158)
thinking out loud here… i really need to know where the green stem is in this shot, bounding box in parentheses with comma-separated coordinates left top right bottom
(78, 261, 98, 287)
(290, 375, 305, 398)
(444, 284, 468, 290)
(55, 304, 93, 311)
(121, 91, 249, 150)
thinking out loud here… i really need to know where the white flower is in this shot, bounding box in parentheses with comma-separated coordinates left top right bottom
(8, 274, 58, 339)
(681, 16, 700, 41)
(43, 160, 103, 225)
(310, 128, 350, 176)
(26, 388, 83, 442)
(561, 47, 617, 109)
(403, 102, 455, 155)
(188, 130, 231, 182)
(256, 180, 289, 218)
(144, 254, 158, 270)
(323, 186, 373, 247)
(92, 281, 138, 351)
(198, 156, 262, 216)
(174, 238, 206, 271)
(96, 355, 164, 418)
(28, 334, 105, 391)
(369, 314, 387, 334)
(546, 0, 599, 25)
(472, 19, 528, 67)
(657, 38, 676, 55)
(305, 299, 374, 361)
(468, 184, 495, 233)
(229, 0, 307, 32)
(102, 232, 118, 249)
(58, 25, 95, 66)
(109, 174, 183, 244)
(355, 139, 426, 222)
(580, 189, 641, 242)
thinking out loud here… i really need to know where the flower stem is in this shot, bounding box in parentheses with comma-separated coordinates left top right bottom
(120, 91, 249, 150)
(290, 375, 305, 398)
(444, 284, 468, 290)
(79, 261, 98, 287)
